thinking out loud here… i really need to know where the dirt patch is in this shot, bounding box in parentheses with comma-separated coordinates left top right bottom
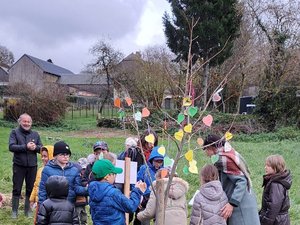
(66, 128, 135, 138)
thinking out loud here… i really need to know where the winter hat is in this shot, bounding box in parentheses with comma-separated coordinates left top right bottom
(78, 157, 88, 169)
(93, 141, 109, 151)
(53, 141, 71, 156)
(92, 159, 123, 179)
(125, 137, 137, 147)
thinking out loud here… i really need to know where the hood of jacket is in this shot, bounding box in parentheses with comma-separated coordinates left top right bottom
(263, 169, 292, 190)
(199, 180, 225, 201)
(151, 177, 189, 200)
(148, 146, 165, 164)
(88, 181, 114, 202)
(46, 175, 69, 199)
(40, 145, 54, 160)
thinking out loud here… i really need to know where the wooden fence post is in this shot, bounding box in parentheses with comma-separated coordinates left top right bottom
(155, 179, 165, 225)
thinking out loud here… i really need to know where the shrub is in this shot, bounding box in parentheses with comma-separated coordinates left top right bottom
(4, 83, 70, 125)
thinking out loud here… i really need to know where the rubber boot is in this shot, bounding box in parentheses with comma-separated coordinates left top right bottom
(11, 196, 19, 219)
(24, 196, 32, 218)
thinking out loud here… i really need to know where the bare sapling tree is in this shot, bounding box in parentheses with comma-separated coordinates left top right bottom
(113, 18, 240, 225)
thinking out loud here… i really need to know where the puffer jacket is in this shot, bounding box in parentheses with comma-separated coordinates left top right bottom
(259, 170, 292, 225)
(137, 146, 164, 196)
(30, 145, 54, 203)
(38, 159, 87, 204)
(9, 126, 42, 167)
(190, 180, 227, 225)
(37, 175, 79, 225)
(88, 181, 143, 225)
(137, 177, 189, 225)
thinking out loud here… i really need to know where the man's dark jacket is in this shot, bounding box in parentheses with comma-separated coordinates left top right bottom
(9, 126, 42, 167)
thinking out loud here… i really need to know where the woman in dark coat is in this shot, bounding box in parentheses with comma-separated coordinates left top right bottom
(259, 154, 292, 225)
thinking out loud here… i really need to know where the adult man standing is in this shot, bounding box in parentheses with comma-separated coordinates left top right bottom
(9, 113, 42, 218)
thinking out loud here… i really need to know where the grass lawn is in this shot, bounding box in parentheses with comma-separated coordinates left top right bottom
(0, 114, 299, 224)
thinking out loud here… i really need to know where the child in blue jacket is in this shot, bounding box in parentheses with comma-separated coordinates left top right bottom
(88, 159, 146, 225)
(134, 146, 165, 225)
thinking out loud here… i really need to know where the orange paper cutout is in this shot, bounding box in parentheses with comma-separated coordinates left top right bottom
(142, 107, 150, 117)
(114, 98, 121, 108)
(125, 97, 132, 106)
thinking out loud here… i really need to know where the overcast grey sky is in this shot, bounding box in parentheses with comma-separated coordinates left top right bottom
(0, 0, 171, 73)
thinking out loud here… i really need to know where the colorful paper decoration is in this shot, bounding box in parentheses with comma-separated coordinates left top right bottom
(157, 146, 166, 156)
(183, 97, 192, 107)
(225, 131, 233, 141)
(184, 123, 192, 133)
(224, 141, 232, 152)
(188, 107, 198, 117)
(185, 150, 193, 162)
(118, 111, 125, 119)
(177, 113, 185, 123)
(142, 107, 150, 117)
(174, 130, 184, 141)
(164, 156, 174, 167)
(114, 98, 121, 108)
(134, 111, 142, 121)
(125, 97, 132, 106)
(211, 154, 219, 164)
(145, 134, 155, 144)
(212, 93, 221, 102)
(202, 114, 213, 127)
(161, 169, 169, 178)
(183, 165, 189, 175)
(197, 137, 204, 146)
(188, 160, 198, 174)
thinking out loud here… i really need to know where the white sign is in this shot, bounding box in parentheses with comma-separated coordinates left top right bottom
(115, 160, 137, 184)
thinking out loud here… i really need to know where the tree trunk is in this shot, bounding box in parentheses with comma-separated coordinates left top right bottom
(155, 179, 165, 225)
(202, 61, 210, 108)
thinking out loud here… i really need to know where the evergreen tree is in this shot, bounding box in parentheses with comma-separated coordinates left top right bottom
(163, 0, 241, 105)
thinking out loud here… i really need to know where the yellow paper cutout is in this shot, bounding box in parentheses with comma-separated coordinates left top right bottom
(145, 134, 155, 144)
(185, 150, 193, 162)
(174, 130, 184, 141)
(183, 97, 192, 107)
(157, 146, 166, 156)
(183, 123, 192, 133)
(197, 137, 204, 146)
(225, 131, 233, 141)
(188, 160, 198, 174)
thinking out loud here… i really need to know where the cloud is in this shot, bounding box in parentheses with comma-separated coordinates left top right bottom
(0, 0, 170, 73)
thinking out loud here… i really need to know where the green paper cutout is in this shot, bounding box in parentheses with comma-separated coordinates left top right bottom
(177, 113, 185, 123)
(183, 165, 189, 175)
(188, 107, 198, 117)
(164, 156, 173, 167)
(118, 111, 125, 119)
(211, 154, 219, 164)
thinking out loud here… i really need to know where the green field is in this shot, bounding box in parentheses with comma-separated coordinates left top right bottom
(0, 114, 299, 224)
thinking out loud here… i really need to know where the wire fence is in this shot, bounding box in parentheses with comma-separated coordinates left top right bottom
(67, 103, 119, 119)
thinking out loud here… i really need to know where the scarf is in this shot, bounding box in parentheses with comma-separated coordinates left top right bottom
(216, 146, 252, 191)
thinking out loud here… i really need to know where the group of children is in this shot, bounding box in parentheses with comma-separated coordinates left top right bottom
(26, 131, 292, 225)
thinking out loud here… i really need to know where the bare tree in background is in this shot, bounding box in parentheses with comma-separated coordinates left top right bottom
(86, 39, 124, 112)
(0, 44, 14, 68)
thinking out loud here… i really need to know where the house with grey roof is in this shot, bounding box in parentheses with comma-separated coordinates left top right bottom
(0, 66, 9, 85)
(8, 54, 112, 99)
(9, 54, 74, 89)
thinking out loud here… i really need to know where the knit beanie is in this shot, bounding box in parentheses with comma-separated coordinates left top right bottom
(53, 141, 71, 156)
